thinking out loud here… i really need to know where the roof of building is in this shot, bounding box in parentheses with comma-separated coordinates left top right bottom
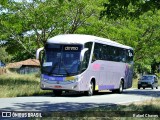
(7, 59, 40, 68)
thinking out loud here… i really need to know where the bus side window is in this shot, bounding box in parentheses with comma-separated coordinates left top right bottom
(92, 43, 100, 62)
(92, 54, 96, 62)
(107, 46, 114, 61)
(92, 52, 99, 62)
(126, 49, 133, 63)
(119, 49, 126, 62)
(81, 51, 90, 72)
(84, 42, 93, 62)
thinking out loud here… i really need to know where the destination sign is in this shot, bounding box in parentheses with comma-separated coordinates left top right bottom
(63, 45, 81, 51)
(65, 47, 78, 50)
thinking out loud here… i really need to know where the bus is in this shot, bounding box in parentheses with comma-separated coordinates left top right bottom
(36, 34, 133, 96)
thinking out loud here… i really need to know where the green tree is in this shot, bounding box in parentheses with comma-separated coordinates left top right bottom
(100, 0, 160, 19)
(0, 0, 100, 61)
(0, 47, 12, 63)
(99, 10, 160, 73)
(0, 0, 159, 74)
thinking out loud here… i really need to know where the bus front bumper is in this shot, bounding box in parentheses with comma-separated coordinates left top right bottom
(40, 80, 80, 91)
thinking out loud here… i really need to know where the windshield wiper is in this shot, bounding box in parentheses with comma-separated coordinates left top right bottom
(61, 61, 70, 76)
(48, 62, 58, 75)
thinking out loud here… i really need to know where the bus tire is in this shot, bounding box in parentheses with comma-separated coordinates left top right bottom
(118, 80, 124, 93)
(85, 81, 94, 96)
(112, 80, 124, 93)
(53, 90, 62, 96)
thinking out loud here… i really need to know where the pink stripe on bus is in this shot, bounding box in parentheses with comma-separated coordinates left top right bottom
(93, 64, 101, 71)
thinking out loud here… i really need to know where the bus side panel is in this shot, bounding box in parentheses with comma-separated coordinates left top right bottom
(78, 70, 100, 91)
(85, 60, 132, 91)
(98, 61, 125, 90)
(78, 61, 133, 91)
(124, 63, 133, 88)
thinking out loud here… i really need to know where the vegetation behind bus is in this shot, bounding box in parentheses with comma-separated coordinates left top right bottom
(0, 72, 159, 98)
(0, 0, 160, 75)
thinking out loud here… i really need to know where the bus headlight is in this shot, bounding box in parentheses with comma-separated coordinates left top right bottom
(66, 76, 79, 82)
(73, 77, 79, 82)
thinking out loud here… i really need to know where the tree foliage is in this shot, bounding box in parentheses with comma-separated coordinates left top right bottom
(0, 47, 12, 63)
(100, 0, 160, 19)
(0, 0, 98, 61)
(0, 0, 159, 73)
(98, 10, 160, 73)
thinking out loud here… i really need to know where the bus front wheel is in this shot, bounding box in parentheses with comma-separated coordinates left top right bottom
(85, 81, 94, 96)
(119, 80, 124, 93)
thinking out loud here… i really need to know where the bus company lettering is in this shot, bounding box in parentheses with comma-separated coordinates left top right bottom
(65, 47, 78, 50)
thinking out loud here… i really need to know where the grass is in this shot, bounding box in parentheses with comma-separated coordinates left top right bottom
(39, 99, 160, 120)
(0, 73, 51, 98)
(84, 100, 160, 120)
(132, 78, 138, 88)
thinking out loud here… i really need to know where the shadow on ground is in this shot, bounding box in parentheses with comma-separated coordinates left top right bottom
(123, 88, 160, 98)
(0, 101, 116, 112)
(1, 101, 160, 118)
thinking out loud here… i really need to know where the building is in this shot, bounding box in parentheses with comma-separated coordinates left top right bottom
(7, 59, 40, 74)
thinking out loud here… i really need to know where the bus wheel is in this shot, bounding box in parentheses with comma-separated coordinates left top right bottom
(112, 80, 124, 93)
(53, 90, 62, 96)
(85, 81, 94, 96)
(118, 80, 124, 93)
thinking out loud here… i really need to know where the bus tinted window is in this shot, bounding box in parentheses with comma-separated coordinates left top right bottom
(92, 43, 100, 61)
(126, 49, 133, 63)
(93, 43, 133, 63)
(82, 42, 93, 71)
(84, 42, 93, 55)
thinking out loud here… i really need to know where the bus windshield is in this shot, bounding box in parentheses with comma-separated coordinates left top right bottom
(42, 44, 82, 76)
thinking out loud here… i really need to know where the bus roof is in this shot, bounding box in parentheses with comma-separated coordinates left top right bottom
(47, 34, 133, 50)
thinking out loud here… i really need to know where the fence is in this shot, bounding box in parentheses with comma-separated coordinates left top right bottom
(0, 68, 7, 75)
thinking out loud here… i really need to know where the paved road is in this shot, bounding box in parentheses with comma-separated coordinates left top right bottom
(0, 88, 159, 112)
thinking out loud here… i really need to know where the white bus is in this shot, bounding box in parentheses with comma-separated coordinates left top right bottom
(36, 34, 133, 96)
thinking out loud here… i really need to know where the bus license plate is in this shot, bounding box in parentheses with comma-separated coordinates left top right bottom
(54, 86, 62, 88)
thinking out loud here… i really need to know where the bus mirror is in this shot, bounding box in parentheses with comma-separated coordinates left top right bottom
(80, 48, 88, 61)
(36, 47, 44, 60)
